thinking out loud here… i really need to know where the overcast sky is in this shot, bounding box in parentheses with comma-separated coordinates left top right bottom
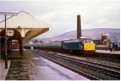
(0, 0, 120, 38)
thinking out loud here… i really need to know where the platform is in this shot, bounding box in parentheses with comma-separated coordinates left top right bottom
(95, 50, 120, 58)
(30, 57, 88, 80)
(95, 50, 120, 55)
(0, 59, 11, 80)
(8, 49, 23, 60)
(5, 49, 88, 80)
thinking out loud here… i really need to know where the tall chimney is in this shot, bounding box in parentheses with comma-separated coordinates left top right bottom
(77, 15, 82, 39)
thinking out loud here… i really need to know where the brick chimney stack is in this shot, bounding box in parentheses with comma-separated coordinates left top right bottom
(77, 15, 82, 39)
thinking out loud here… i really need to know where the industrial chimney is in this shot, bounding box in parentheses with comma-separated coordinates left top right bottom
(77, 15, 82, 39)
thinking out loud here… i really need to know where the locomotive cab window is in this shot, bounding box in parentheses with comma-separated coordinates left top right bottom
(82, 39, 93, 43)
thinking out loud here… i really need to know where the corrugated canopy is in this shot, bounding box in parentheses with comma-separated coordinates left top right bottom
(0, 11, 49, 40)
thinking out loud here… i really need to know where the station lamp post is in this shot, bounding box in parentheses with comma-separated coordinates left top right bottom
(0, 12, 18, 69)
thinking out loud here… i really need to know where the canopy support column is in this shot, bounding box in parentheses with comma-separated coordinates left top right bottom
(19, 40, 23, 58)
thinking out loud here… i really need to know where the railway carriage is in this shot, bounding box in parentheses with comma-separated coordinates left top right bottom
(42, 42, 51, 50)
(50, 41, 62, 52)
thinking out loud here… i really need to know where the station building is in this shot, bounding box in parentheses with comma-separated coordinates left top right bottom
(0, 11, 49, 58)
(93, 33, 110, 45)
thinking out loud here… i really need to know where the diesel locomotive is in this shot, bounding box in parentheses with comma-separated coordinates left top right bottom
(62, 38, 95, 55)
(24, 37, 95, 55)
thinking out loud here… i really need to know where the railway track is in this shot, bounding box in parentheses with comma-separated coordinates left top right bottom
(31, 50, 120, 80)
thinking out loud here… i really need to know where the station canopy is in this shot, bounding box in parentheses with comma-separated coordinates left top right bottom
(0, 11, 49, 40)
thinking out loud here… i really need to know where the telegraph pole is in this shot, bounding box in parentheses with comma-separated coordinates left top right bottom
(4, 15, 8, 69)
(0, 12, 17, 69)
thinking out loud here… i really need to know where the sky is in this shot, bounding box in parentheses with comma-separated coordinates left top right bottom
(0, 0, 120, 38)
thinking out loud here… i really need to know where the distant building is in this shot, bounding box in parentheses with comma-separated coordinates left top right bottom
(93, 33, 110, 45)
(101, 33, 110, 45)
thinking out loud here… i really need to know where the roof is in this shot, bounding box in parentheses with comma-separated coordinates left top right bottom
(0, 11, 49, 40)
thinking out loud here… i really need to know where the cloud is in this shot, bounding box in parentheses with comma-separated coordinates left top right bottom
(0, 0, 120, 38)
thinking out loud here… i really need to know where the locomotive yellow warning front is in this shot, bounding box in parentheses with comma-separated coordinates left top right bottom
(84, 43, 95, 50)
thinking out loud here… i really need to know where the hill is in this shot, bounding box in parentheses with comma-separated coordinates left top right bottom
(38, 28, 120, 42)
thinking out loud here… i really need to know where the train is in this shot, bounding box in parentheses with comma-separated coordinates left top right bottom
(24, 37, 96, 55)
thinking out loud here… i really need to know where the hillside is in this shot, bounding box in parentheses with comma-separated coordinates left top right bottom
(38, 28, 120, 42)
